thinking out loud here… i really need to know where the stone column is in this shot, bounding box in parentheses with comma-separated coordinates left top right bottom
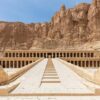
(88, 61, 90, 67)
(55, 53, 56, 58)
(28, 52, 30, 57)
(79, 53, 81, 57)
(1, 61, 3, 67)
(10, 53, 12, 57)
(72, 53, 73, 57)
(84, 61, 86, 67)
(12, 61, 14, 68)
(24, 61, 26, 66)
(21, 61, 22, 68)
(8, 61, 9, 68)
(22, 52, 23, 57)
(16, 61, 18, 68)
(5, 61, 7, 68)
(96, 61, 97, 67)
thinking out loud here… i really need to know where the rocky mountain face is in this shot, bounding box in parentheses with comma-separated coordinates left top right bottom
(0, 0, 100, 50)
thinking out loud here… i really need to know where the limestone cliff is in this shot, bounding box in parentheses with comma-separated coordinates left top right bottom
(0, 0, 100, 50)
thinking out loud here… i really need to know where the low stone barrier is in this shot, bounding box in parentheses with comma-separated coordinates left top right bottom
(0, 66, 8, 85)
(0, 83, 19, 95)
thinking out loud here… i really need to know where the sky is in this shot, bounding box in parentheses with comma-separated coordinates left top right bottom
(0, 0, 92, 23)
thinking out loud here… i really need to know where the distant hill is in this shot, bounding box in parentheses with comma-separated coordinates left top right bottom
(0, 0, 100, 50)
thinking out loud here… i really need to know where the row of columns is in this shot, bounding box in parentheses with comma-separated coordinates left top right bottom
(0, 61, 33, 68)
(0, 60, 100, 68)
(68, 61, 100, 67)
(5, 52, 94, 58)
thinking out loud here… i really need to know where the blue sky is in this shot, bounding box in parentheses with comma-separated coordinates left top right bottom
(0, 0, 92, 23)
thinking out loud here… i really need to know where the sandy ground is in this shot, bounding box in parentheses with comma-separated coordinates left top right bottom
(0, 96, 100, 100)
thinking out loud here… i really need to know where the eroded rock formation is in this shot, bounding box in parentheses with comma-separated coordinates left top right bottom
(0, 0, 100, 50)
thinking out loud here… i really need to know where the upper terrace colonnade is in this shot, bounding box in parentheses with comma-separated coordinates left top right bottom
(4, 50, 98, 58)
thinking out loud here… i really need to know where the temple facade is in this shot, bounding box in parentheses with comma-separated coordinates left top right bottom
(0, 50, 100, 68)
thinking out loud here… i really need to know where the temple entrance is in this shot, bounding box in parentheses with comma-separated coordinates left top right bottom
(47, 53, 52, 58)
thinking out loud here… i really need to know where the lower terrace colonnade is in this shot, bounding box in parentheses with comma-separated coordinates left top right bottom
(68, 60, 100, 67)
(0, 60, 33, 68)
(0, 59, 100, 68)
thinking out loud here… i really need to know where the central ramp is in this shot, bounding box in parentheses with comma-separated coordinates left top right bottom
(39, 59, 65, 93)
(40, 59, 60, 84)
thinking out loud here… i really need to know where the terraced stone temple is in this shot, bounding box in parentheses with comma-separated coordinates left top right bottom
(0, 50, 100, 68)
(0, 50, 100, 96)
